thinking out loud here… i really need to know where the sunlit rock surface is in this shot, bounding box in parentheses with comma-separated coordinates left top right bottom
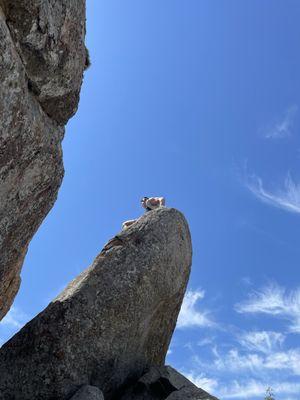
(0, 0, 87, 320)
(0, 208, 192, 400)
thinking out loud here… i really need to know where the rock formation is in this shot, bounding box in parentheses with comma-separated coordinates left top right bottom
(0, 208, 193, 400)
(119, 366, 218, 400)
(70, 386, 104, 400)
(0, 4, 219, 399)
(0, 0, 87, 320)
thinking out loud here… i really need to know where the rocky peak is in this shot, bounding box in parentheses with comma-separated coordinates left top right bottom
(0, 208, 195, 400)
(0, 3, 219, 399)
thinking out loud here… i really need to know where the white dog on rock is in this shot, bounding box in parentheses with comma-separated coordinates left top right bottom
(122, 197, 166, 230)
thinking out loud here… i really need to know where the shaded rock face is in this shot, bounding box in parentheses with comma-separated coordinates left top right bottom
(3, 0, 87, 124)
(0, 0, 86, 320)
(119, 366, 218, 400)
(0, 208, 192, 400)
(70, 386, 104, 400)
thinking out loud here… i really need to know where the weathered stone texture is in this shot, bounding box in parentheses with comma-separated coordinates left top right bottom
(70, 386, 104, 400)
(3, 0, 88, 124)
(0, 208, 192, 400)
(0, 0, 86, 320)
(119, 366, 219, 400)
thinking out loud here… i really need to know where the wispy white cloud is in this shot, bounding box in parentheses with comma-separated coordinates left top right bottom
(221, 379, 300, 399)
(238, 330, 285, 354)
(213, 348, 262, 373)
(246, 172, 300, 214)
(177, 290, 215, 329)
(0, 306, 29, 346)
(213, 347, 300, 376)
(184, 371, 219, 393)
(241, 276, 253, 286)
(235, 282, 300, 333)
(262, 105, 298, 139)
(220, 379, 267, 399)
(283, 397, 299, 400)
(174, 282, 300, 400)
(0, 306, 27, 329)
(267, 349, 300, 374)
(181, 348, 300, 400)
(183, 351, 300, 399)
(197, 336, 216, 347)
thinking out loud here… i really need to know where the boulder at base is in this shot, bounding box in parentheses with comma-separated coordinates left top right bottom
(118, 366, 219, 400)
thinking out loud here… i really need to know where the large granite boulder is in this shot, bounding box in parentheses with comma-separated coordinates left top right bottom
(0, 208, 192, 400)
(0, 0, 87, 320)
(119, 366, 219, 400)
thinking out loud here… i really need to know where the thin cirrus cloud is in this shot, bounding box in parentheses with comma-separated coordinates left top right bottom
(0, 306, 29, 346)
(262, 105, 298, 139)
(246, 172, 300, 215)
(244, 105, 299, 214)
(182, 350, 300, 399)
(238, 330, 285, 354)
(220, 379, 300, 399)
(174, 282, 300, 400)
(176, 289, 215, 329)
(199, 345, 300, 399)
(183, 364, 300, 399)
(235, 282, 300, 333)
(212, 347, 300, 376)
(183, 371, 218, 393)
(0, 306, 27, 329)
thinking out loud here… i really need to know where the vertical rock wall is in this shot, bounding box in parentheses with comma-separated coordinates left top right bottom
(0, 0, 87, 320)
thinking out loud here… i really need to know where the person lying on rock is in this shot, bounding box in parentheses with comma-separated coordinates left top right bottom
(122, 197, 166, 230)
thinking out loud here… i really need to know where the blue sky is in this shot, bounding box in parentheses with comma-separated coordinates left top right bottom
(1, 1, 300, 399)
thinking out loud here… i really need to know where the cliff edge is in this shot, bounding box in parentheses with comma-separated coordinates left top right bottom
(0, 0, 87, 320)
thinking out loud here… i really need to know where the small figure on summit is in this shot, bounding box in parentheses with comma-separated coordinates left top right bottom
(141, 197, 165, 211)
(122, 197, 166, 230)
